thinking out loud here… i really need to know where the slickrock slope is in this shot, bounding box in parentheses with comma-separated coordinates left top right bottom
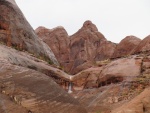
(35, 26, 70, 71)
(0, 0, 58, 65)
(112, 87, 150, 113)
(133, 35, 150, 54)
(0, 44, 102, 91)
(113, 36, 141, 58)
(0, 94, 27, 113)
(0, 59, 87, 113)
(0, 44, 71, 81)
(71, 54, 150, 113)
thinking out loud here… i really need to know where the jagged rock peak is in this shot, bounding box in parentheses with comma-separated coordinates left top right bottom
(82, 20, 98, 32)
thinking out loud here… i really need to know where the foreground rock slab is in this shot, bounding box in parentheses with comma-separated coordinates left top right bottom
(0, 60, 87, 113)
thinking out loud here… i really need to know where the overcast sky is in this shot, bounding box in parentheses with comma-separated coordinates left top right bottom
(15, 0, 150, 43)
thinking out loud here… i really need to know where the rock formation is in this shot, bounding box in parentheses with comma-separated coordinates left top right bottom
(0, 0, 58, 65)
(113, 35, 141, 58)
(35, 26, 70, 71)
(133, 35, 150, 54)
(36, 20, 116, 74)
(71, 55, 150, 113)
(1, 1, 150, 113)
(69, 20, 116, 74)
(112, 87, 150, 113)
(0, 59, 87, 113)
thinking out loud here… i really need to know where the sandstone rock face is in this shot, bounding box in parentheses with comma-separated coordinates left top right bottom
(0, 0, 58, 65)
(0, 94, 27, 113)
(1, 1, 150, 113)
(133, 35, 150, 54)
(35, 26, 70, 71)
(69, 20, 105, 66)
(113, 36, 141, 58)
(69, 20, 116, 74)
(142, 56, 150, 74)
(71, 56, 147, 113)
(0, 44, 72, 83)
(72, 67, 102, 90)
(36, 20, 116, 74)
(99, 57, 142, 83)
(0, 60, 87, 113)
(112, 87, 150, 113)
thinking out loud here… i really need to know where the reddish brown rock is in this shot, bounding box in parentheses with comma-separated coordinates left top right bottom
(112, 87, 150, 113)
(133, 35, 150, 54)
(35, 26, 70, 71)
(97, 57, 142, 89)
(0, 61, 87, 113)
(69, 20, 116, 74)
(113, 36, 141, 58)
(0, 0, 58, 65)
(95, 40, 116, 60)
(36, 21, 116, 74)
(72, 67, 102, 90)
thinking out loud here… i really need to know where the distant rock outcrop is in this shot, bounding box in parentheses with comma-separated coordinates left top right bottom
(113, 35, 141, 58)
(133, 35, 150, 54)
(69, 20, 116, 74)
(0, 0, 58, 65)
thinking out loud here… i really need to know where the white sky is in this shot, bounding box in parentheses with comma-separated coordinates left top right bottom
(15, 0, 150, 43)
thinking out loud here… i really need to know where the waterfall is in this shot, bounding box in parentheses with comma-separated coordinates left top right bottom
(68, 82, 73, 93)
